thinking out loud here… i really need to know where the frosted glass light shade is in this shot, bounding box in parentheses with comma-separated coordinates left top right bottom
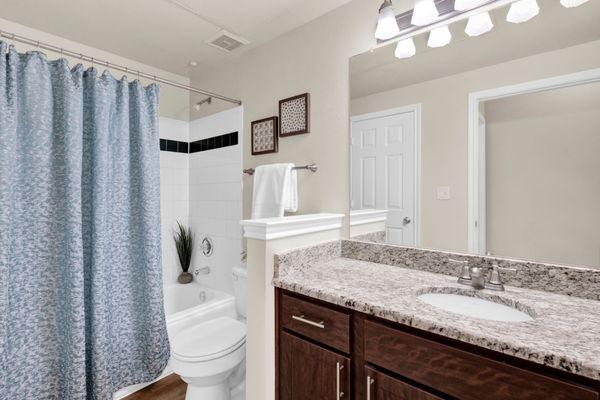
(395, 38, 416, 59)
(375, 1, 400, 40)
(560, 0, 589, 7)
(465, 12, 494, 37)
(454, 0, 487, 11)
(506, 0, 540, 23)
(428, 26, 452, 48)
(411, 0, 439, 26)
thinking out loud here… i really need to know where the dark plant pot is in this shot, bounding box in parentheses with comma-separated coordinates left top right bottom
(178, 272, 193, 284)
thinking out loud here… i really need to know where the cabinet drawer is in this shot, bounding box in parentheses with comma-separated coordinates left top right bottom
(364, 320, 598, 400)
(365, 366, 442, 400)
(281, 293, 350, 353)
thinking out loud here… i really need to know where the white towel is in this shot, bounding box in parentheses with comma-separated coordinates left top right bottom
(251, 163, 298, 219)
(284, 167, 298, 213)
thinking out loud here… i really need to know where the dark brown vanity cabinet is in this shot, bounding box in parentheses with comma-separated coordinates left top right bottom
(281, 332, 350, 400)
(276, 289, 600, 400)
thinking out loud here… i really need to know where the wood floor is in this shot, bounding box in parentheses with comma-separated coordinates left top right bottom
(123, 374, 186, 400)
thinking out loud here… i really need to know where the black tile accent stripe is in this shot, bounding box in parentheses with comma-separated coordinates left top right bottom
(159, 132, 238, 154)
(190, 132, 238, 154)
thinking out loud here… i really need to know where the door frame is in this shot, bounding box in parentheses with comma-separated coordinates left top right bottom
(467, 67, 600, 254)
(350, 104, 422, 247)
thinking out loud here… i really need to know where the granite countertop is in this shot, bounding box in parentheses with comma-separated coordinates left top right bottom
(273, 256, 600, 381)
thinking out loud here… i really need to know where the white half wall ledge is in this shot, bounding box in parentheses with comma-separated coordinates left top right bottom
(349, 209, 388, 226)
(240, 213, 345, 240)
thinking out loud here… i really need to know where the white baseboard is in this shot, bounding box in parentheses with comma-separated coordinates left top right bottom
(112, 366, 173, 400)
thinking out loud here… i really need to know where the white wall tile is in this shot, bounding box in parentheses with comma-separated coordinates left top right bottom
(159, 116, 190, 285)
(187, 108, 243, 295)
(160, 116, 190, 142)
(189, 106, 243, 142)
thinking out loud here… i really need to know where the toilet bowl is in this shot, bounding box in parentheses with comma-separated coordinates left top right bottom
(170, 316, 246, 400)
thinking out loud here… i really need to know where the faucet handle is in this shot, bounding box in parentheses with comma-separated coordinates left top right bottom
(449, 258, 471, 285)
(486, 264, 505, 291)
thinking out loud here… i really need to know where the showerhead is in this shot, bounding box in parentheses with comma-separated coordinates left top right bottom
(193, 96, 212, 111)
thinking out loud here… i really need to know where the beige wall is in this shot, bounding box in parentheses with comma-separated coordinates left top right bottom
(484, 83, 600, 268)
(0, 17, 190, 120)
(188, 0, 395, 231)
(351, 39, 600, 253)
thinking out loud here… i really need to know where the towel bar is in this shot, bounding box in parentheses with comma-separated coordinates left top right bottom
(243, 163, 317, 176)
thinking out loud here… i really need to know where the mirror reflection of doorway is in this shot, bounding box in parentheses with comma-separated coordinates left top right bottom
(469, 74, 600, 267)
(351, 105, 420, 246)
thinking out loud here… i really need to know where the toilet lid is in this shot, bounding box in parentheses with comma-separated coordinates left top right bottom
(171, 317, 246, 361)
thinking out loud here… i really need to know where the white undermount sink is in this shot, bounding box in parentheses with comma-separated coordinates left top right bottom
(417, 293, 534, 322)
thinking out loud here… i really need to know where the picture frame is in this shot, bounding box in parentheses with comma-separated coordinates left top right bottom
(251, 116, 279, 155)
(279, 93, 310, 137)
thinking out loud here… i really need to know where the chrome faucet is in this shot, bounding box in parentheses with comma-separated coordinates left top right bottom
(450, 259, 505, 291)
(194, 266, 211, 277)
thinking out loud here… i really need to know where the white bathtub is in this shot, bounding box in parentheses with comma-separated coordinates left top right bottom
(114, 282, 236, 399)
(164, 282, 237, 338)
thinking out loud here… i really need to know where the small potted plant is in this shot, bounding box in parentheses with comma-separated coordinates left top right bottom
(174, 221, 194, 284)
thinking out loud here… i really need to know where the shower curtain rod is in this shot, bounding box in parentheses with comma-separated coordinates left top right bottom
(0, 29, 242, 105)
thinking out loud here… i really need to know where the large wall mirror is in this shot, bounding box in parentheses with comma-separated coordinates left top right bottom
(348, 1, 600, 268)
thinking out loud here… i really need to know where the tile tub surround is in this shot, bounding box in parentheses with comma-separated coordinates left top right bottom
(273, 240, 600, 381)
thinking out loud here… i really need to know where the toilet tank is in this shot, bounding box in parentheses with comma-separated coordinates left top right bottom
(232, 265, 247, 318)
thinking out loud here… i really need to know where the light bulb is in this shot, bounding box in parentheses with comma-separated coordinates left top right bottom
(395, 38, 416, 59)
(411, 0, 439, 26)
(428, 26, 452, 48)
(465, 12, 494, 37)
(454, 0, 487, 11)
(506, 0, 540, 23)
(375, 0, 400, 40)
(560, 0, 589, 7)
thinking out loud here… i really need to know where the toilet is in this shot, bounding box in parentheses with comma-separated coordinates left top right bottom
(170, 266, 247, 400)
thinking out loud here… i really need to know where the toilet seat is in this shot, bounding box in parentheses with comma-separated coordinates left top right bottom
(171, 317, 246, 362)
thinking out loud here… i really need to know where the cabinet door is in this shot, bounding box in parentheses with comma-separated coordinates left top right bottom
(365, 366, 442, 400)
(281, 331, 350, 400)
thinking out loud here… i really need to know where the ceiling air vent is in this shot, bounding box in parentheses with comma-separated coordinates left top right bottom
(206, 30, 250, 53)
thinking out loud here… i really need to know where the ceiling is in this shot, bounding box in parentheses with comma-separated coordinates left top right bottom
(351, 1, 600, 99)
(0, 0, 352, 78)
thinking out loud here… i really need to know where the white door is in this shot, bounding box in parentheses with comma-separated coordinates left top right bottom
(351, 109, 417, 246)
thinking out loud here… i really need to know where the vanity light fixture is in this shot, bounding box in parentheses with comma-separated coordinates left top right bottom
(375, 0, 400, 40)
(428, 25, 452, 48)
(454, 0, 488, 11)
(560, 0, 589, 7)
(465, 12, 494, 37)
(506, 0, 540, 23)
(395, 38, 416, 59)
(411, 0, 440, 26)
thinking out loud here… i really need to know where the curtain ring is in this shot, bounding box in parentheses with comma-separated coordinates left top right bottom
(91, 57, 95, 69)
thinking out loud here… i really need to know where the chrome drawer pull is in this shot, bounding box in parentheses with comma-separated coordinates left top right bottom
(292, 314, 325, 329)
(336, 362, 345, 399)
(366, 376, 374, 400)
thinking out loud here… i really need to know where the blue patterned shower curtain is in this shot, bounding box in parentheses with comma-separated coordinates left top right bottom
(0, 42, 170, 399)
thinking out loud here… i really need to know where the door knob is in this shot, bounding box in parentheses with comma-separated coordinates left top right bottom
(403, 217, 411, 225)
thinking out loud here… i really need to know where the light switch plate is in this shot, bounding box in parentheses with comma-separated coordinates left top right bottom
(437, 186, 451, 200)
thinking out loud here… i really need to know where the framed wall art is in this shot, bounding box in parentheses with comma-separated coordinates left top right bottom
(251, 116, 279, 155)
(279, 93, 310, 137)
